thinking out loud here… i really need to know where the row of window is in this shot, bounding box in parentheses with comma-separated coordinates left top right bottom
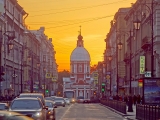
(6, 0, 22, 22)
(71, 65, 89, 73)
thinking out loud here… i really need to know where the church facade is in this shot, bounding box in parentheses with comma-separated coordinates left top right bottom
(63, 31, 92, 99)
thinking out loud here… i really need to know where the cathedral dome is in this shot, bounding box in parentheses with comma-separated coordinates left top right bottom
(70, 47, 90, 61)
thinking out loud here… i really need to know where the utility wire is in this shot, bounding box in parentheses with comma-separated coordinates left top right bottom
(29, 0, 129, 12)
(45, 15, 113, 29)
(29, 0, 130, 17)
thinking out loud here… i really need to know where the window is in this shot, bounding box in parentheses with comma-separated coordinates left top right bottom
(87, 74, 89, 77)
(6, 1, 9, 10)
(79, 64, 82, 72)
(87, 66, 89, 72)
(43, 55, 46, 62)
(48, 59, 50, 65)
(72, 64, 74, 73)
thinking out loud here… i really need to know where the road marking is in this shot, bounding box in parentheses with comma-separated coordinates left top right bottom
(59, 104, 73, 120)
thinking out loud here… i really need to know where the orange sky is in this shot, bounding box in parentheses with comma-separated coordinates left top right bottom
(18, 0, 136, 71)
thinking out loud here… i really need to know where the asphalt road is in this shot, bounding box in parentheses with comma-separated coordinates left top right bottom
(56, 103, 129, 120)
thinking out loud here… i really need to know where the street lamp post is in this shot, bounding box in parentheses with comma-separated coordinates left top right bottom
(108, 55, 112, 95)
(117, 31, 133, 112)
(37, 63, 40, 91)
(28, 53, 34, 93)
(20, 42, 27, 93)
(117, 41, 122, 95)
(107, 41, 122, 95)
(128, 30, 133, 112)
(43, 67, 46, 96)
(20, 50, 23, 93)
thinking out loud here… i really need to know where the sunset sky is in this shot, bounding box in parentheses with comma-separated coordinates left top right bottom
(18, 0, 136, 71)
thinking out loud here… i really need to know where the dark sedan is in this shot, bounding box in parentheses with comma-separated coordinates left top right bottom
(0, 103, 9, 111)
(45, 100, 56, 120)
(9, 97, 47, 120)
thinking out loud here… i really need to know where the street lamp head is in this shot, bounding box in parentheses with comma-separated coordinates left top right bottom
(37, 63, 40, 67)
(118, 41, 123, 50)
(8, 42, 14, 50)
(7, 31, 15, 40)
(23, 29, 29, 34)
(43, 67, 46, 72)
(28, 56, 32, 61)
(108, 55, 112, 61)
(133, 18, 141, 30)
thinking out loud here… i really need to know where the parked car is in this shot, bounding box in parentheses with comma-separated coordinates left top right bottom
(0, 111, 34, 120)
(50, 96, 57, 100)
(83, 98, 90, 103)
(45, 97, 55, 104)
(76, 96, 84, 103)
(54, 97, 65, 107)
(9, 97, 48, 120)
(19, 93, 45, 106)
(0, 103, 9, 111)
(45, 100, 56, 120)
(64, 98, 70, 105)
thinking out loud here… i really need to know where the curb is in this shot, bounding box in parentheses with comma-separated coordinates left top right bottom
(100, 103, 137, 120)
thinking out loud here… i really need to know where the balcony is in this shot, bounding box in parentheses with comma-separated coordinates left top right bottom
(123, 52, 129, 63)
(141, 36, 151, 51)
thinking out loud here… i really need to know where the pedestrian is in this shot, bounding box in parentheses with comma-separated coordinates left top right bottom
(133, 95, 137, 105)
(137, 94, 141, 104)
(116, 94, 119, 101)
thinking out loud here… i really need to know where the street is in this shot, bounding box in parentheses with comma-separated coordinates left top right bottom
(56, 103, 128, 120)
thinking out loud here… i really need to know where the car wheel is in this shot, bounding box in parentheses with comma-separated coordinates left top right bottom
(63, 105, 65, 107)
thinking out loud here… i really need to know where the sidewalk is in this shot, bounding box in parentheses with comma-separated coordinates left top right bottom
(100, 104, 137, 120)
(125, 105, 136, 120)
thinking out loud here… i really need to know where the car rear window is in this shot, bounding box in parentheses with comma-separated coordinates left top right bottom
(11, 99, 41, 109)
(77, 96, 84, 99)
(55, 98, 64, 101)
(19, 94, 45, 105)
(0, 104, 5, 109)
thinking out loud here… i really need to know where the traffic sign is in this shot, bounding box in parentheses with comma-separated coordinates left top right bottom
(52, 76, 57, 82)
(106, 75, 110, 80)
(140, 56, 145, 74)
(144, 71, 151, 77)
(45, 73, 51, 78)
(12, 74, 17, 78)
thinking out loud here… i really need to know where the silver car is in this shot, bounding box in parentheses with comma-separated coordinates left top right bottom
(9, 97, 47, 120)
(64, 98, 70, 105)
(54, 97, 65, 107)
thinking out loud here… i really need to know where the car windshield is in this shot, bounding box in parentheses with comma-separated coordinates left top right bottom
(0, 104, 5, 109)
(64, 91, 74, 98)
(77, 96, 84, 99)
(20, 95, 43, 100)
(55, 98, 64, 101)
(11, 100, 41, 109)
(45, 102, 53, 107)
(45, 97, 53, 101)
(51, 96, 56, 99)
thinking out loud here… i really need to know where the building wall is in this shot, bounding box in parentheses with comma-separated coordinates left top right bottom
(0, 0, 27, 95)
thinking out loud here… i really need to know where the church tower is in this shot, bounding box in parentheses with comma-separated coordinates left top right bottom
(63, 27, 92, 98)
